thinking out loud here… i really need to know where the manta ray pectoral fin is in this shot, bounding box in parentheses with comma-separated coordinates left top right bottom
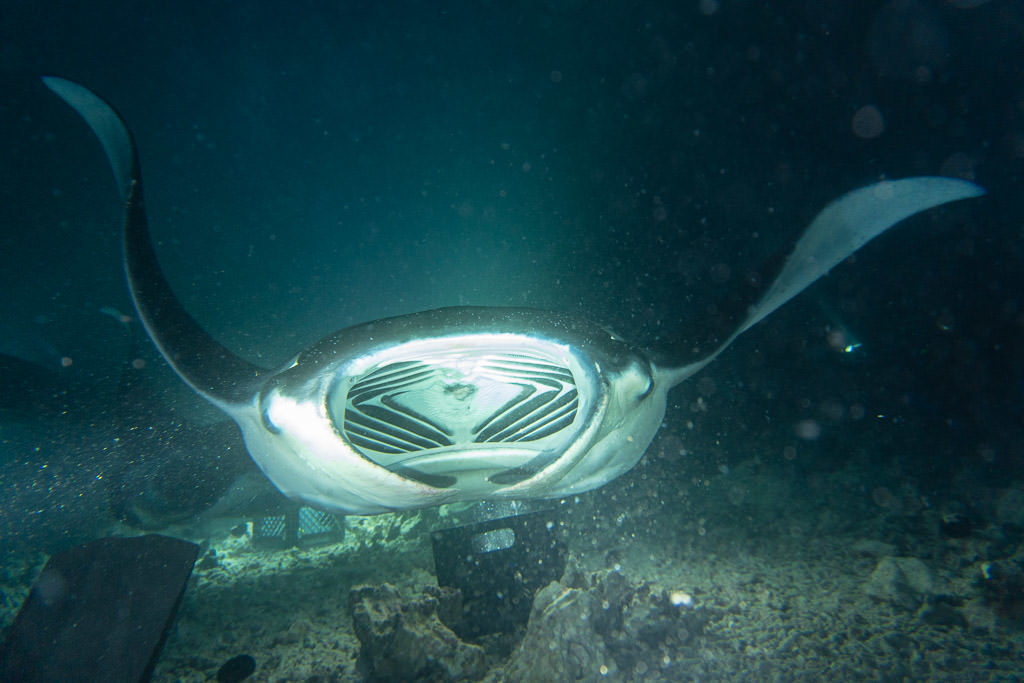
(43, 77, 266, 407)
(41, 77, 135, 200)
(660, 177, 985, 387)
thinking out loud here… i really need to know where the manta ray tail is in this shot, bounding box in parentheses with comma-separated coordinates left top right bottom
(42, 77, 265, 406)
(658, 177, 985, 387)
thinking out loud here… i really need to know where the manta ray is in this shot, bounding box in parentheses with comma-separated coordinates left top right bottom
(42, 77, 984, 515)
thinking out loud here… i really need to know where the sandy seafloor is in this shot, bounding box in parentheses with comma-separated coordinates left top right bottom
(5, 420, 1024, 683)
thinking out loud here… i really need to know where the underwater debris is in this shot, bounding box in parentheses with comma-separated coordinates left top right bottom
(939, 512, 977, 539)
(349, 583, 487, 682)
(216, 654, 256, 682)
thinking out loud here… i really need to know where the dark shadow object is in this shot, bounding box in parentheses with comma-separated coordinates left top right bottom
(216, 653, 256, 682)
(431, 509, 566, 640)
(0, 534, 199, 682)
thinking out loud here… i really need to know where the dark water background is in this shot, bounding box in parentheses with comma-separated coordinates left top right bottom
(0, 0, 1022, 548)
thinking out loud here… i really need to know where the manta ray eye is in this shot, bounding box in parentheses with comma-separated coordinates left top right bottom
(637, 374, 654, 400)
(258, 386, 282, 434)
(261, 407, 281, 434)
(622, 358, 655, 402)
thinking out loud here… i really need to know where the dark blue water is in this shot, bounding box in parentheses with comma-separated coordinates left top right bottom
(0, 0, 1020, 563)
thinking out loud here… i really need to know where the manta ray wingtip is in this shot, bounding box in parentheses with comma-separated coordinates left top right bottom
(41, 75, 135, 201)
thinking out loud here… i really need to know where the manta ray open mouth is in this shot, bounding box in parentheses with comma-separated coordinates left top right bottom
(328, 344, 584, 488)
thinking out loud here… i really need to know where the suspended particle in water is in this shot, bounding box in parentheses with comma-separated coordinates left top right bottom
(852, 105, 885, 139)
(795, 419, 822, 441)
(872, 486, 896, 509)
(699, 0, 719, 15)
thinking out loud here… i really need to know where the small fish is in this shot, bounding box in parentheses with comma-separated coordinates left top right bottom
(98, 305, 133, 325)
